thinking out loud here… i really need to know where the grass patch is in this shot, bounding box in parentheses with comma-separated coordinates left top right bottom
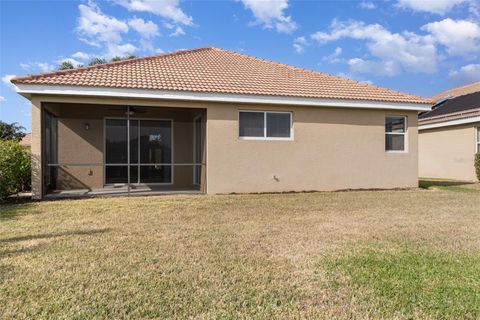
(419, 178, 479, 192)
(1, 191, 479, 318)
(325, 246, 480, 319)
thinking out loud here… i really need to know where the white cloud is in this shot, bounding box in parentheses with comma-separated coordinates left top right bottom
(348, 58, 400, 76)
(422, 18, 480, 57)
(311, 19, 437, 76)
(72, 51, 91, 60)
(162, 22, 185, 36)
(20, 62, 55, 72)
(106, 43, 138, 57)
(323, 46, 343, 63)
(76, 3, 138, 58)
(58, 58, 83, 67)
(77, 3, 129, 46)
(137, 38, 163, 53)
(449, 64, 480, 84)
(0, 96, 6, 103)
(293, 36, 308, 53)
(113, 0, 193, 25)
(396, 0, 469, 15)
(170, 26, 185, 37)
(128, 18, 159, 38)
(2, 74, 16, 89)
(337, 72, 373, 85)
(241, 0, 297, 33)
(359, 1, 376, 9)
(36, 62, 55, 72)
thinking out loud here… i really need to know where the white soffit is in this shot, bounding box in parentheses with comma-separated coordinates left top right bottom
(15, 84, 432, 112)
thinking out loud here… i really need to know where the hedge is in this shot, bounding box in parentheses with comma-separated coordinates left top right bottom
(0, 140, 31, 200)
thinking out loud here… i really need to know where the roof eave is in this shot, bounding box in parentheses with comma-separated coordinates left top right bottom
(419, 116, 480, 130)
(15, 83, 432, 111)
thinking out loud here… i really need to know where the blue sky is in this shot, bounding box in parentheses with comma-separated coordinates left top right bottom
(1, 0, 479, 131)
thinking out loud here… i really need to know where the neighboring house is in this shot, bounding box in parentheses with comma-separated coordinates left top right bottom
(19, 133, 31, 148)
(11, 47, 431, 199)
(419, 84, 480, 181)
(430, 81, 480, 102)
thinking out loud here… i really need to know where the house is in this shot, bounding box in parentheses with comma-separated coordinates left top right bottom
(430, 81, 480, 102)
(419, 82, 480, 181)
(19, 133, 31, 148)
(11, 47, 432, 199)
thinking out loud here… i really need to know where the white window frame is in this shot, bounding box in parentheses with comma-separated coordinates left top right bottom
(385, 115, 408, 153)
(238, 110, 293, 141)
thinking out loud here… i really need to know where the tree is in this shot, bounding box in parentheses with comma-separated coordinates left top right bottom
(58, 61, 74, 70)
(0, 121, 25, 141)
(111, 56, 122, 62)
(88, 57, 107, 66)
(126, 55, 137, 59)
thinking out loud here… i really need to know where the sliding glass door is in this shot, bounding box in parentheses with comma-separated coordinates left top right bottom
(193, 115, 202, 185)
(105, 119, 172, 185)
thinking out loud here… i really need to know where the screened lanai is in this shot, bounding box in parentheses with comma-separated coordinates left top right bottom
(41, 102, 206, 198)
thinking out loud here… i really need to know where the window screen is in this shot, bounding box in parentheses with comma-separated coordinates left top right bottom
(267, 112, 291, 138)
(239, 111, 291, 139)
(239, 112, 265, 137)
(385, 116, 406, 151)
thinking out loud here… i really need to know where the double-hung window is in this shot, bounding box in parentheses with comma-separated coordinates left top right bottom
(385, 116, 406, 152)
(239, 111, 292, 140)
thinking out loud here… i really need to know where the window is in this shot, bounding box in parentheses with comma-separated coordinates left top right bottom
(239, 111, 292, 139)
(385, 116, 406, 152)
(477, 127, 480, 152)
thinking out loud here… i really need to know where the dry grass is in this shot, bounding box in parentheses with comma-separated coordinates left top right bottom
(1, 189, 479, 319)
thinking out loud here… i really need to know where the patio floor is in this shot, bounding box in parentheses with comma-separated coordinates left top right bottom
(45, 185, 202, 199)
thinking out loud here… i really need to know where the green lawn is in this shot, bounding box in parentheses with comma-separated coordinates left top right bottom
(1, 187, 480, 319)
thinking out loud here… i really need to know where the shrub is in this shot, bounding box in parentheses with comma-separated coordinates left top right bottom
(88, 57, 107, 66)
(58, 61, 74, 70)
(0, 140, 31, 200)
(475, 153, 480, 181)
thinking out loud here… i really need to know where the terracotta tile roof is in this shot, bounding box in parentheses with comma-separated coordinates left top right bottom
(430, 81, 480, 102)
(19, 133, 31, 147)
(11, 47, 431, 104)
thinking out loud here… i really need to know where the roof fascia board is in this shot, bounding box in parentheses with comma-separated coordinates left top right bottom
(419, 116, 480, 130)
(15, 84, 432, 111)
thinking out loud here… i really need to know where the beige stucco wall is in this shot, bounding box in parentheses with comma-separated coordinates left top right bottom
(419, 123, 479, 181)
(206, 105, 418, 193)
(30, 94, 419, 197)
(31, 97, 42, 199)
